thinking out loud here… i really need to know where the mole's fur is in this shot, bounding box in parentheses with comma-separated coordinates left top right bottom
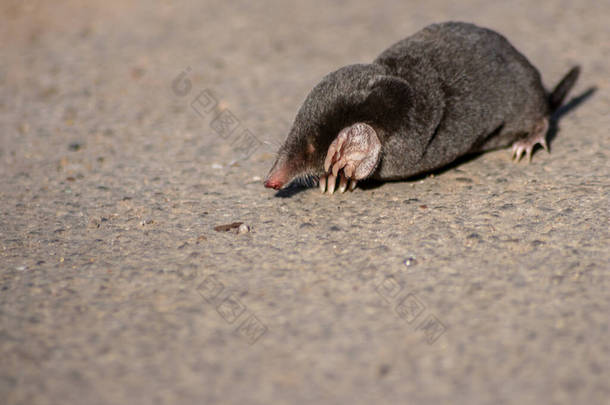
(264, 22, 580, 193)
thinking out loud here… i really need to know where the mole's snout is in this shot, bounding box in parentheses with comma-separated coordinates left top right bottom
(264, 178, 283, 190)
(264, 160, 290, 190)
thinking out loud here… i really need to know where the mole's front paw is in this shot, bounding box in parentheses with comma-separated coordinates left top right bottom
(511, 118, 549, 162)
(319, 122, 381, 194)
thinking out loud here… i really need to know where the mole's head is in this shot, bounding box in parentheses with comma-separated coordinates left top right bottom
(264, 63, 412, 190)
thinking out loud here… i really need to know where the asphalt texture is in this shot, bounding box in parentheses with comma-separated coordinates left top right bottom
(1, 1, 609, 404)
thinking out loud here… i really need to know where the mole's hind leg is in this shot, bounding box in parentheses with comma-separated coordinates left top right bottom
(511, 118, 549, 162)
(319, 123, 381, 194)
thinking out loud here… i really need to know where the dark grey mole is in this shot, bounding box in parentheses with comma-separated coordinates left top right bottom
(264, 22, 579, 193)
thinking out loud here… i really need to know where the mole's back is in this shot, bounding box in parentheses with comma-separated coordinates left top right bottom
(375, 22, 546, 110)
(373, 22, 549, 175)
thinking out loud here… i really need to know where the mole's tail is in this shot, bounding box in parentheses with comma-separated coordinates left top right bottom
(549, 66, 580, 112)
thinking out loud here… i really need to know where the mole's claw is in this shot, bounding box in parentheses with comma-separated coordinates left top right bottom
(332, 159, 348, 178)
(349, 179, 357, 191)
(319, 175, 327, 193)
(327, 173, 337, 194)
(511, 143, 526, 162)
(338, 172, 348, 193)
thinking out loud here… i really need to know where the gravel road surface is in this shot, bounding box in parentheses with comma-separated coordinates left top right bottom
(1, 1, 608, 404)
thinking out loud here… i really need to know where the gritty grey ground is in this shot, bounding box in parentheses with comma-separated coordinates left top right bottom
(1, 1, 609, 404)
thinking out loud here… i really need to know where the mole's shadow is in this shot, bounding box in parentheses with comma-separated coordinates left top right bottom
(274, 184, 309, 198)
(547, 86, 596, 145)
(274, 87, 597, 196)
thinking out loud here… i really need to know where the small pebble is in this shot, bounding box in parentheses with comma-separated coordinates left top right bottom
(238, 224, 250, 234)
(214, 222, 243, 232)
(140, 218, 154, 226)
(404, 256, 417, 267)
(68, 142, 82, 151)
(211, 163, 222, 169)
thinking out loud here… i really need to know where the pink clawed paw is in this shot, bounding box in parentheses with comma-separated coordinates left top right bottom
(319, 123, 381, 194)
(511, 118, 549, 162)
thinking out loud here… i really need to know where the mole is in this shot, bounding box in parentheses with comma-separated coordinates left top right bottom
(264, 22, 580, 194)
